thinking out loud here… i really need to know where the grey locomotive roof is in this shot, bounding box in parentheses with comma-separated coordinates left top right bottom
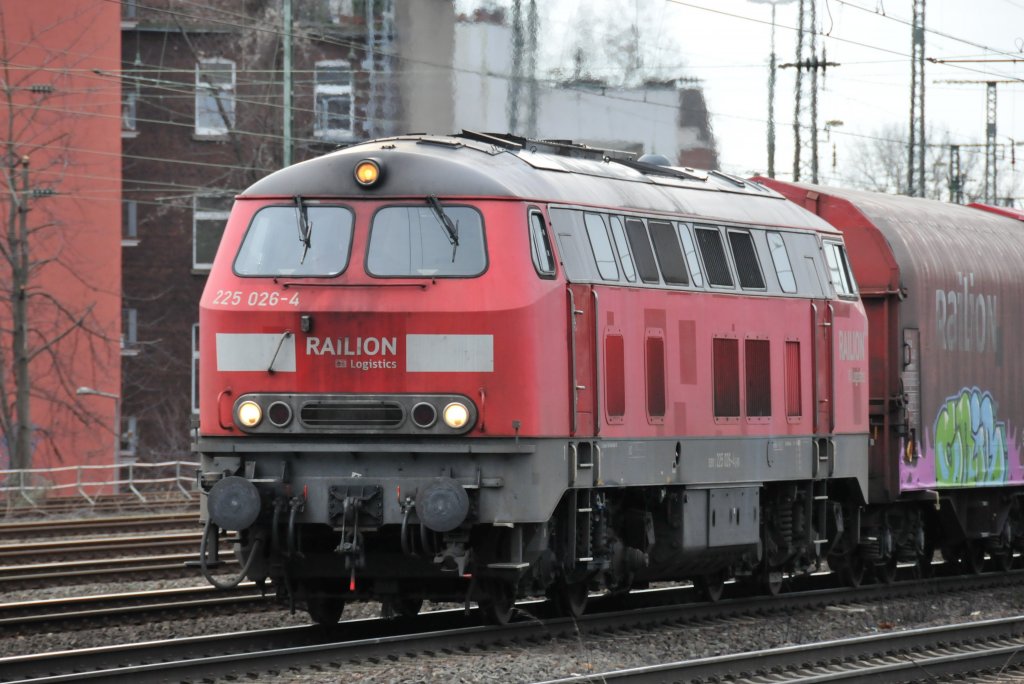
(241, 133, 837, 233)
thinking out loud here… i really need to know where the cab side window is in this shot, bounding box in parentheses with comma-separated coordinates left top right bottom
(529, 210, 556, 278)
(823, 241, 857, 296)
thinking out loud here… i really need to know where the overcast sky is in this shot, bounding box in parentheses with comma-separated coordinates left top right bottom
(458, 0, 1023, 195)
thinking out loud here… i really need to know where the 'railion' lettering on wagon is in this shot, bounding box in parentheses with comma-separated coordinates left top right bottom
(935, 272, 999, 354)
(305, 336, 398, 357)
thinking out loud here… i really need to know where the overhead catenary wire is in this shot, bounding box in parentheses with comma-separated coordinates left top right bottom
(4, 1, 1020, 185)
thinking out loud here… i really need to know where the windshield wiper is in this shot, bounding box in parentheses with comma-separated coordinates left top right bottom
(294, 195, 312, 264)
(426, 194, 459, 262)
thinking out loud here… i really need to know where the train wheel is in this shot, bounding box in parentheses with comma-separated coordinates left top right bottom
(547, 579, 589, 618)
(695, 570, 728, 603)
(830, 552, 866, 588)
(305, 580, 346, 626)
(994, 551, 1015, 573)
(382, 597, 423, 619)
(965, 541, 986, 575)
(874, 557, 898, 585)
(915, 542, 935, 579)
(760, 568, 783, 596)
(479, 579, 516, 625)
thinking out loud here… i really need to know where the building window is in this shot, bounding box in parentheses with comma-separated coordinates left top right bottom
(122, 90, 137, 135)
(195, 58, 235, 137)
(120, 415, 138, 460)
(122, 200, 139, 246)
(121, 308, 139, 356)
(314, 61, 353, 141)
(192, 323, 200, 414)
(193, 194, 232, 271)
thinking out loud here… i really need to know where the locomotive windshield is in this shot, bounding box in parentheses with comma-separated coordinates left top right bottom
(234, 204, 354, 277)
(367, 205, 486, 277)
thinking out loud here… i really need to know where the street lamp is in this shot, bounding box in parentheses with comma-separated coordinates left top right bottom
(824, 119, 845, 171)
(76, 386, 121, 467)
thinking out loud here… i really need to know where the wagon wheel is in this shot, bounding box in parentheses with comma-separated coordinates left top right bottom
(874, 556, 898, 585)
(547, 579, 589, 618)
(994, 550, 1015, 573)
(755, 567, 783, 596)
(305, 579, 346, 626)
(915, 539, 936, 579)
(382, 596, 423, 619)
(964, 541, 987, 575)
(479, 579, 516, 625)
(835, 552, 866, 588)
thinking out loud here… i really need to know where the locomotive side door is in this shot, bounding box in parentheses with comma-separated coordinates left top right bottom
(811, 300, 835, 435)
(804, 254, 835, 436)
(568, 283, 597, 436)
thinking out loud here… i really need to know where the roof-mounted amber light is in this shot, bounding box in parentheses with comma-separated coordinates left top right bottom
(354, 158, 383, 187)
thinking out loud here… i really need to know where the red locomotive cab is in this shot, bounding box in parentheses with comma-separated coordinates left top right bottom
(198, 194, 570, 445)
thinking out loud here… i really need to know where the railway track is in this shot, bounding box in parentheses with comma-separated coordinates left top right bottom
(0, 532, 205, 562)
(0, 512, 198, 541)
(0, 550, 236, 589)
(0, 584, 269, 634)
(3, 570, 1022, 683)
(539, 617, 1024, 683)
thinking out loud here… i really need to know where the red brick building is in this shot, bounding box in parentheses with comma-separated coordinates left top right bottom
(0, 2, 122, 484)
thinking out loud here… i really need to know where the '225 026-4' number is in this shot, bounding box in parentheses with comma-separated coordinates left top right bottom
(212, 290, 299, 307)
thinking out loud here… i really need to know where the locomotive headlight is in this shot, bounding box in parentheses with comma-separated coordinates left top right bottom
(442, 402, 470, 429)
(354, 159, 382, 187)
(237, 400, 263, 428)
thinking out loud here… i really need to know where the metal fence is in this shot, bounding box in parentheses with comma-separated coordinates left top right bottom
(0, 461, 197, 506)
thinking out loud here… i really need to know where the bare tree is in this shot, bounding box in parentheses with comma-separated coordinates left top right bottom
(544, 1, 689, 86)
(0, 6, 116, 472)
(840, 123, 996, 202)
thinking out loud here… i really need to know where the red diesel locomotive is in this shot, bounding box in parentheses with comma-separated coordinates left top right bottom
(195, 132, 1023, 624)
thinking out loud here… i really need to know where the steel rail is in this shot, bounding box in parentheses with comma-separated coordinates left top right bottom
(3, 570, 1023, 683)
(0, 552, 237, 589)
(535, 616, 1024, 683)
(0, 513, 197, 539)
(0, 532, 205, 560)
(0, 584, 265, 630)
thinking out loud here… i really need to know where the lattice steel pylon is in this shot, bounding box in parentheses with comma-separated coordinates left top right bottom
(948, 144, 963, 204)
(784, 0, 837, 182)
(792, 0, 817, 182)
(907, 0, 926, 197)
(985, 81, 998, 203)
